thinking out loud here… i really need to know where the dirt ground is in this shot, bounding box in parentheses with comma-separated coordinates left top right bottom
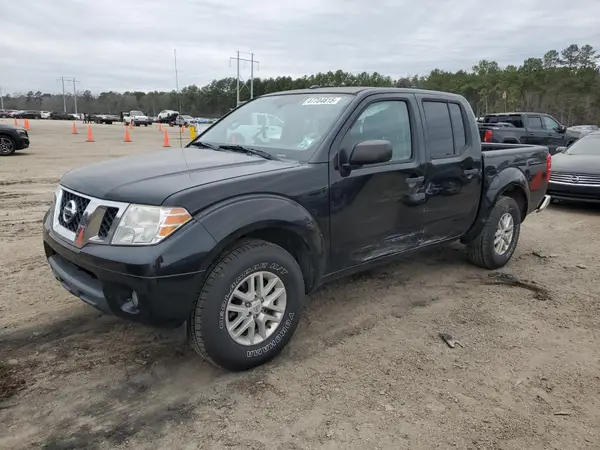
(1, 119, 599, 450)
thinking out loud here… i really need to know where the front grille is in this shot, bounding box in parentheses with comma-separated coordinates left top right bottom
(58, 190, 90, 231)
(550, 171, 600, 185)
(98, 207, 119, 239)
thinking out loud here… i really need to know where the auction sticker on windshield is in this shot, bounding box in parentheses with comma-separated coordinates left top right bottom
(302, 97, 343, 106)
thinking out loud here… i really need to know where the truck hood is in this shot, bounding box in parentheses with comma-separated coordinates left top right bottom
(552, 153, 600, 174)
(60, 147, 299, 205)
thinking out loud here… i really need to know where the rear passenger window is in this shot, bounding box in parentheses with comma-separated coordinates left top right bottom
(423, 101, 454, 158)
(528, 116, 543, 129)
(448, 103, 466, 150)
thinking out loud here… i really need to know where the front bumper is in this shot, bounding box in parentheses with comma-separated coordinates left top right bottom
(16, 134, 29, 150)
(547, 182, 600, 203)
(43, 208, 216, 328)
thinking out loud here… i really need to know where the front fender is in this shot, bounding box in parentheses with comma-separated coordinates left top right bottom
(462, 167, 529, 243)
(195, 194, 326, 288)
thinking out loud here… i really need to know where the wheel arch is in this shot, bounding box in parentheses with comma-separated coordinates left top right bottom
(196, 195, 326, 293)
(462, 168, 529, 243)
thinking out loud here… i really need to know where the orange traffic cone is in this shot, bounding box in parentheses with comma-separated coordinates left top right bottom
(158, 122, 162, 132)
(86, 125, 94, 142)
(72, 122, 78, 134)
(124, 126, 132, 142)
(14, 118, 18, 126)
(24, 119, 30, 130)
(162, 129, 170, 147)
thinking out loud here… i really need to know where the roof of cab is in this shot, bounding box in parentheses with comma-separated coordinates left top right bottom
(262, 86, 466, 100)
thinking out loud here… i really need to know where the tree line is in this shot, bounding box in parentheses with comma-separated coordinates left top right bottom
(3, 44, 599, 125)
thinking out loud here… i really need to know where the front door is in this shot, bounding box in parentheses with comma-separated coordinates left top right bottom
(329, 94, 428, 272)
(542, 115, 566, 154)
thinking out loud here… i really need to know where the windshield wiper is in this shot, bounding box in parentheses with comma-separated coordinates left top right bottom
(218, 144, 279, 161)
(188, 140, 219, 150)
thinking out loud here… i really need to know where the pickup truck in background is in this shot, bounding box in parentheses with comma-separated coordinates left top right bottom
(479, 112, 573, 155)
(42, 87, 551, 371)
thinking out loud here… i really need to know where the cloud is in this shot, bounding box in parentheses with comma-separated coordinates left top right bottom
(1, 0, 599, 94)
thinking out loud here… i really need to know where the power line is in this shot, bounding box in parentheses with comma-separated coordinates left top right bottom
(229, 51, 259, 107)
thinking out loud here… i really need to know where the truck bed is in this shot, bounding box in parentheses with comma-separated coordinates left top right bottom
(481, 142, 550, 216)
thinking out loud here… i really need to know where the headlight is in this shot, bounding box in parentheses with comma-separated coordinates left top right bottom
(111, 205, 192, 245)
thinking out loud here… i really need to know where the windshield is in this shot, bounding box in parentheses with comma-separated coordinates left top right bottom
(192, 93, 354, 161)
(131, 111, 144, 116)
(565, 133, 600, 155)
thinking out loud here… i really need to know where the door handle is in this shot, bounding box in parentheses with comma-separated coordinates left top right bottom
(528, 132, 535, 136)
(405, 176, 424, 184)
(464, 169, 479, 175)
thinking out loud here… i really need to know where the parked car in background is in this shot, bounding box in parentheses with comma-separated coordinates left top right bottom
(42, 87, 551, 371)
(0, 123, 30, 156)
(91, 114, 118, 124)
(0, 110, 11, 118)
(548, 131, 600, 203)
(173, 114, 195, 127)
(123, 110, 151, 127)
(40, 111, 51, 119)
(565, 125, 599, 146)
(479, 112, 569, 155)
(14, 110, 42, 119)
(49, 111, 74, 120)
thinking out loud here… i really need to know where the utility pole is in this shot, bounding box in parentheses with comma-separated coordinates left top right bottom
(72, 78, 78, 115)
(250, 53, 254, 99)
(0, 86, 4, 110)
(58, 77, 80, 114)
(60, 77, 67, 113)
(229, 51, 259, 107)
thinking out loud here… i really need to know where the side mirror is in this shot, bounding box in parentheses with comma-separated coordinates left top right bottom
(557, 125, 567, 133)
(348, 140, 393, 166)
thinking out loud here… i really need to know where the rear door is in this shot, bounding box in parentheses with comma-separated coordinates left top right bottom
(415, 96, 483, 242)
(328, 93, 428, 272)
(524, 115, 546, 145)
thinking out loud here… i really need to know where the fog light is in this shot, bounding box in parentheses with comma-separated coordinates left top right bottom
(131, 291, 139, 308)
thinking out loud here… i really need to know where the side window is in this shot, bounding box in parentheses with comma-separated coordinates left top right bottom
(542, 116, 559, 130)
(528, 116, 543, 129)
(342, 100, 412, 162)
(423, 101, 454, 158)
(448, 103, 466, 150)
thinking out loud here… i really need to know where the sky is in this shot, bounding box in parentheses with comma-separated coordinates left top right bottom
(2, 0, 600, 94)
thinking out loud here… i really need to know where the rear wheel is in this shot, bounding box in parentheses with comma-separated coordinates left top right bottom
(188, 239, 305, 371)
(0, 135, 16, 156)
(467, 196, 521, 269)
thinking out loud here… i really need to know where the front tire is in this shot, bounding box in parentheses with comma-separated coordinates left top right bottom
(188, 239, 305, 371)
(467, 196, 521, 269)
(0, 135, 16, 156)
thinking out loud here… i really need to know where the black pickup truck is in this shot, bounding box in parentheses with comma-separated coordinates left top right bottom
(479, 112, 573, 155)
(0, 123, 30, 156)
(42, 87, 551, 371)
